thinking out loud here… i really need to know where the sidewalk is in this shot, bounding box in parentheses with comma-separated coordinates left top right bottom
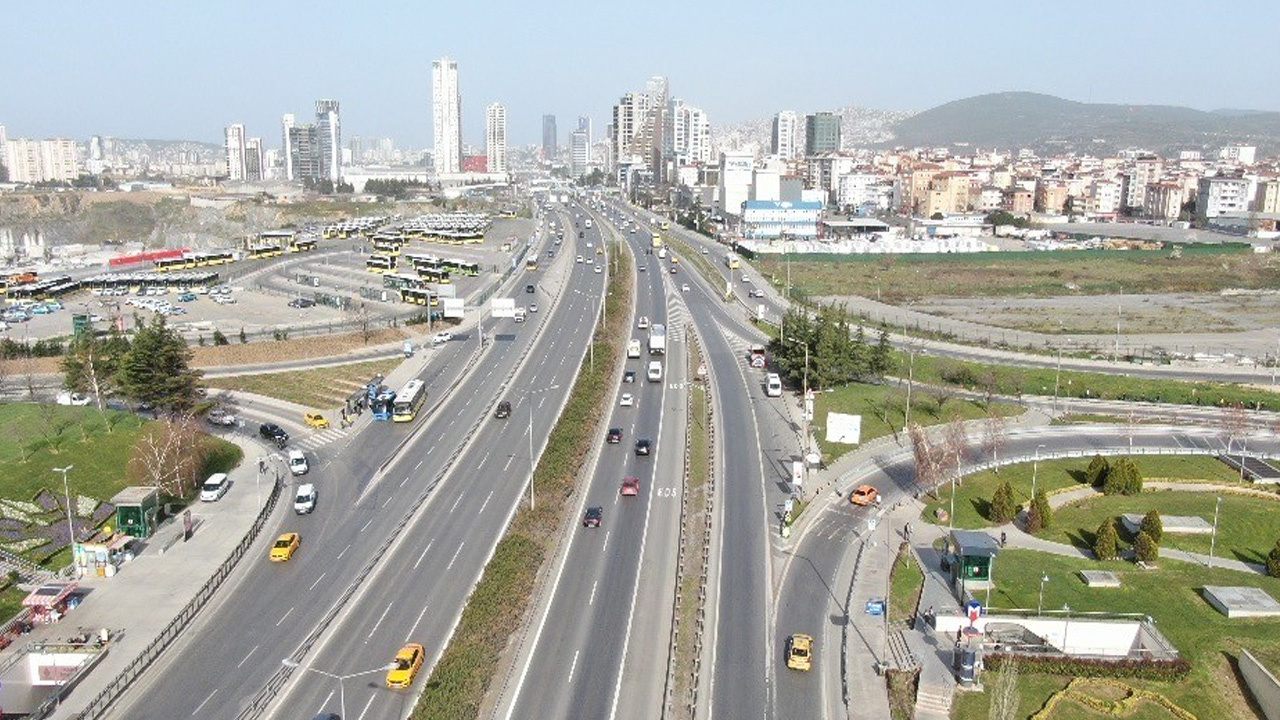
(0, 433, 281, 718)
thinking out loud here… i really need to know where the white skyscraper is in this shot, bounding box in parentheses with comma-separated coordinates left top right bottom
(0, 125, 8, 175)
(772, 110, 798, 160)
(281, 114, 296, 180)
(225, 123, 247, 181)
(316, 100, 341, 183)
(486, 103, 507, 174)
(432, 57, 462, 175)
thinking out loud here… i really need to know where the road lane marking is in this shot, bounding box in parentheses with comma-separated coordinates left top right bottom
(409, 602, 431, 636)
(415, 459, 424, 469)
(307, 572, 327, 591)
(447, 543, 465, 570)
(449, 494, 464, 513)
(315, 690, 335, 716)
(367, 600, 394, 641)
(400, 475, 409, 487)
(413, 539, 435, 570)
(480, 449, 492, 466)
(427, 446, 434, 455)
(589, 581, 598, 606)
(478, 490, 494, 515)
(355, 694, 376, 720)
(237, 645, 259, 668)
(603, 530, 610, 552)
(276, 607, 294, 626)
(191, 689, 218, 715)
(337, 543, 352, 559)
(568, 650, 581, 683)
(360, 518, 373, 532)
(503, 454, 516, 471)
(383, 494, 394, 508)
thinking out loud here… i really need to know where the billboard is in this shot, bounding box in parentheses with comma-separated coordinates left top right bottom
(492, 298, 516, 318)
(442, 298, 465, 319)
(825, 412, 862, 445)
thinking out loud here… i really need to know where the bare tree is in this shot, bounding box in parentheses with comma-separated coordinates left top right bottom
(942, 418, 970, 486)
(908, 423, 945, 497)
(1220, 403, 1249, 453)
(988, 657, 1020, 720)
(126, 415, 207, 497)
(930, 386, 957, 417)
(20, 354, 41, 402)
(979, 368, 1000, 409)
(36, 403, 74, 455)
(351, 302, 375, 344)
(981, 413, 1009, 470)
(0, 357, 10, 399)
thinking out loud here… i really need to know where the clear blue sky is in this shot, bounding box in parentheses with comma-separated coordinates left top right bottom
(6, 0, 1278, 150)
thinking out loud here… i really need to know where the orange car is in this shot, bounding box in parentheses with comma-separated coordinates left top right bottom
(849, 485, 880, 506)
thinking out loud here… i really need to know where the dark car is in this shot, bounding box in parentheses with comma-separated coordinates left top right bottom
(526, 284, 535, 293)
(578, 231, 585, 238)
(288, 298, 316, 308)
(606, 427, 623, 444)
(259, 423, 289, 447)
(583, 506, 603, 528)
(494, 401, 511, 419)
(623, 370, 636, 383)
(635, 438, 652, 456)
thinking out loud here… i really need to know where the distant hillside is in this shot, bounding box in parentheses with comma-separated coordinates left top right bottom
(884, 92, 1280, 156)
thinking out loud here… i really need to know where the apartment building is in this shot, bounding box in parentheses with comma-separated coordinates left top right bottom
(5, 138, 81, 183)
(1143, 182, 1184, 222)
(1197, 176, 1253, 219)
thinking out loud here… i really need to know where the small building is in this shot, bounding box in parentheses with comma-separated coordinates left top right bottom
(110, 486, 160, 540)
(946, 530, 1000, 599)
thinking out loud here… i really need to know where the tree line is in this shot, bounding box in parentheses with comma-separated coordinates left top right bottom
(767, 305, 893, 390)
(61, 316, 203, 414)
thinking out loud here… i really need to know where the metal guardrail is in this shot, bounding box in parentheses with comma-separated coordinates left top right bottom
(66, 474, 286, 720)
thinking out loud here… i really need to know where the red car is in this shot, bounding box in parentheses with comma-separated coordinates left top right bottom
(620, 477, 640, 496)
(607, 427, 623, 444)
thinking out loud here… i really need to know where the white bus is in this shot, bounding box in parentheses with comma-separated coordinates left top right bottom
(392, 379, 427, 422)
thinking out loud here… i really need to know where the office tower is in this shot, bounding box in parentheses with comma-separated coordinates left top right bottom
(684, 106, 711, 164)
(804, 111, 841, 155)
(225, 123, 247, 181)
(645, 76, 670, 176)
(281, 114, 296, 180)
(289, 124, 320, 182)
(245, 138, 264, 181)
(486, 103, 508, 174)
(432, 56, 462, 174)
(89, 136, 103, 161)
(542, 115, 557, 162)
(316, 99, 341, 183)
(772, 110, 798, 159)
(611, 92, 650, 165)
(570, 128, 589, 177)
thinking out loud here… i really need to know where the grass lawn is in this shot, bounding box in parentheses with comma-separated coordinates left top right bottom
(1043, 490, 1280, 566)
(812, 382, 1022, 463)
(964, 548, 1280, 720)
(952, 673, 1070, 720)
(888, 543, 924, 623)
(922, 456, 1243, 530)
(204, 357, 401, 409)
(0, 584, 25, 623)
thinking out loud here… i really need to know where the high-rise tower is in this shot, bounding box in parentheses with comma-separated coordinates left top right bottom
(432, 57, 462, 174)
(281, 114, 296, 180)
(315, 99, 341, 183)
(486, 103, 507, 174)
(225, 123, 246, 181)
(542, 115, 557, 162)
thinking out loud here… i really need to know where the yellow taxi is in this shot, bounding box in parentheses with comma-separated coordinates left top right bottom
(304, 412, 330, 429)
(269, 532, 300, 562)
(386, 643, 425, 688)
(785, 633, 813, 671)
(849, 485, 880, 506)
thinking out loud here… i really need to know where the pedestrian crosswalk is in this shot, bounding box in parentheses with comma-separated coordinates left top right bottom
(664, 299, 689, 343)
(295, 426, 350, 450)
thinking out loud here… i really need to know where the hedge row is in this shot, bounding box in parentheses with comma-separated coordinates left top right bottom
(410, 241, 633, 720)
(985, 652, 1191, 682)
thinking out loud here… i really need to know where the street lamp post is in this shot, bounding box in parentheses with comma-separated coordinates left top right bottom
(785, 336, 811, 467)
(1031, 444, 1047, 498)
(904, 346, 917, 430)
(281, 659, 395, 720)
(1209, 495, 1222, 566)
(525, 385, 561, 510)
(1038, 573, 1049, 616)
(53, 465, 76, 563)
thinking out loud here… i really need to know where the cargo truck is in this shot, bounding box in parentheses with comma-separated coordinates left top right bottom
(648, 323, 666, 355)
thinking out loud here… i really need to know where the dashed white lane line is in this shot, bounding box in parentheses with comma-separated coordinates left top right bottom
(449, 494, 464, 513)
(414, 539, 435, 570)
(478, 490, 495, 515)
(237, 645, 259, 668)
(589, 581, 598, 606)
(568, 650, 581, 684)
(447, 543, 465, 570)
(307, 572, 327, 591)
(191, 689, 218, 716)
(337, 543, 352, 559)
(276, 607, 294, 627)
(366, 600, 394, 641)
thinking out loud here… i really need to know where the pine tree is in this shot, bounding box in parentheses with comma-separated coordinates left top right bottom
(1085, 454, 1110, 487)
(1139, 509, 1163, 544)
(1094, 520, 1119, 561)
(1267, 539, 1280, 578)
(116, 316, 204, 414)
(870, 324, 892, 378)
(990, 481, 1016, 523)
(1134, 531, 1159, 562)
(1029, 489, 1053, 531)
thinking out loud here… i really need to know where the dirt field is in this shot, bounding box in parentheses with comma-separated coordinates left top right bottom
(191, 328, 410, 368)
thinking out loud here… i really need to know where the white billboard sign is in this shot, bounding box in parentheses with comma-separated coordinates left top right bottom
(442, 298, 465, 319)
(492, 298, 516, 318)
(825, 412, 862, 445)
(791, 460, 804, 487)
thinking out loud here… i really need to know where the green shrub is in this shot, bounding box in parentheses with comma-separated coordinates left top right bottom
(984, 653, 1190, 681)
(1086, 454, 1110, 487)
(1139, 509, 1163, 544)
(990, 481, 1016, 523)
(212, 329, 229, 346)
(1027, 489, 1052, 532)
(1267, 539, 1280, 578)
(1134, 531, 1159, 562)
(1094, 520, 1119, 561)
(1103, 457, 1143, 495)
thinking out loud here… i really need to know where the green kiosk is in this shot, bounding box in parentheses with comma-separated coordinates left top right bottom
(945, 530, 1000, 600)
(111, 486, 160, 540)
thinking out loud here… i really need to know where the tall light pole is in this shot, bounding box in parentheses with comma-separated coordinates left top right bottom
(1209, 495, 1222, 566)
(904, 347, 917, 430)
(281, 659, 395, 720)
(1113, 304, 1122, 363)
(785, 336, 810, 464)
(1031, 444, 1046, 498)
(525, 385, 561, 510)
(53, 465, 76, 562)
(1053, 347, 1062, 415)
(1037, 573, 1049, 616)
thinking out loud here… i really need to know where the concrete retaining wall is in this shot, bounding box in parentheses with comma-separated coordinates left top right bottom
(1240, 648, 1280, 720)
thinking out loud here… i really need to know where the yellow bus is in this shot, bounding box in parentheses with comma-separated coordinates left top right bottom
(725, 253, 740, 270)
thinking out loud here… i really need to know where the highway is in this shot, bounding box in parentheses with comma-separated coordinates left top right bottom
(772, 425, 1280, 720)
(105, 201, 612, 720)
(498, 213, 685, 720)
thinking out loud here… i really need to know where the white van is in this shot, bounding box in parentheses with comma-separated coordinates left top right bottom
(200, 473, 230, 502)
(647, 361, 663, 383)
(288, 449, 309, 476)
(293, 484, 317, 514)
(514, 307, 527, 323)
(627, 339, 642, 359)
(766, 373, 783, 397)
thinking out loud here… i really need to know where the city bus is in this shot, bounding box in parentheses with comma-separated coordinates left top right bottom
(401, 286, 438, 306)
(415, 267, 450, 284)
(525, 256, 539, 272)
(440, 258, 480, 277)
(383, 272, 427, 290)
(372, 236, 404, 256)
(289, 238, 317, 253)
(154, 256, 195, 272)
(366, 253, 397, 273)
(371, 389, 397, 421)
(725, 253, 740, 270)
(196, 250, 235, 267)
(403, 252, 443, 272)
(392, 379, 427, 422)
(247, 244, 284, 260)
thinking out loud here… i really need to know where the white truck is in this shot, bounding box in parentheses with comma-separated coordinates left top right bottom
(648, 323, 666, 355)
(514, 307, 527, 323)
(627, 339, 642, 358)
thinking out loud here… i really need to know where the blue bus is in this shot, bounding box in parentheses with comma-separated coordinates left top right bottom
(371, 390, 397, 421)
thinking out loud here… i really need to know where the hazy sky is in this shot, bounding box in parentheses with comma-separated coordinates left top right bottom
(6, 0, 1278, 150)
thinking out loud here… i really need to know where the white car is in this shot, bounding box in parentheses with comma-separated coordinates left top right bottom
(55, 391, 91, 406)
(288, 449, 309, 476)
(293, 484, 317, 514)
(586, 257, 594, 264)
(638, 316, 650, 329)
(200, 473, 230, 502)
(594, 266, 602, 274)
(529, 303, 538, 313)
(576, 255, 584, 263)
(681, 283, 690, 292)
(431, 331, 453, 345)
(620, 393, 634, 407)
